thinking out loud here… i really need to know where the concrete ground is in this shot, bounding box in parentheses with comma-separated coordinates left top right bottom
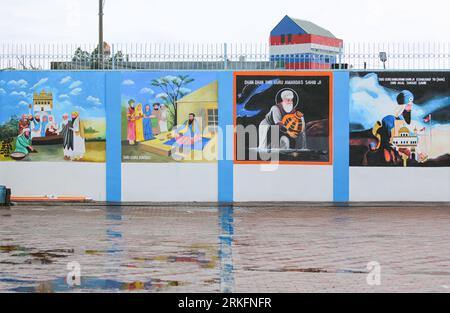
(0, 204, 449, 293)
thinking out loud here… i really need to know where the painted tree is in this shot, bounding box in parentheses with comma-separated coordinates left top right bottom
(151, 75, 194, 128)
(0, 115, 19, 140)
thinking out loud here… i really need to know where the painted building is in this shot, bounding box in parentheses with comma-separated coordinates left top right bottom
(176, 80, 219, 134)
(392, 126, 420, 161)
(270, 15, 343, 69)
(33, 90, 53, 120)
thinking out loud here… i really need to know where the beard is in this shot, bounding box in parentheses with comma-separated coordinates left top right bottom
(282, 103, 294, 113)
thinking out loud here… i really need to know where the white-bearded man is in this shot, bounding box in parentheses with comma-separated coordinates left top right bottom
(258, 90, 306, 151)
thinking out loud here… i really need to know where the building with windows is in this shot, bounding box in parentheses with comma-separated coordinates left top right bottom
(33, 90, 53, 119)
(269, 15, 344, 69)
(392, 126, 420, 161)
(176, 80, 218, 134)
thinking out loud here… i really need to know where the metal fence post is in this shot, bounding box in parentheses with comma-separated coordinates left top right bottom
(112, 43, 115, 70)
(1, 42, 449, 71)
(223, 43, 228, 70)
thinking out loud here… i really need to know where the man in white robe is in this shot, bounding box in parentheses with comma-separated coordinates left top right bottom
(69, 112, 85, 160)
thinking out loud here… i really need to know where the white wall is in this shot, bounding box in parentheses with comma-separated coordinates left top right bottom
(4, 162, 447, 203)
(234, 165, 333, 202)
(0, 162, 106, 201)
(121, 163, 218, 202)
(350, 167, 450, 202)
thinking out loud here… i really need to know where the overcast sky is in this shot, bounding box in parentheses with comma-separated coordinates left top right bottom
(0, 0, 448, 44)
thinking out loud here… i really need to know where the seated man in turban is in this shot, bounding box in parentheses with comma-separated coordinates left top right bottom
(174, 113, 201, 146)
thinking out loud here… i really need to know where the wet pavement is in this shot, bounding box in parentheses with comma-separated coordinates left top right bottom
(0, 205, 449, 293)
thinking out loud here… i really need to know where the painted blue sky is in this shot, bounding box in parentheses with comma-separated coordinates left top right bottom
(350, 73, 450, 131)
(0, 72, 106, 124)
(121, 72, 218, 107)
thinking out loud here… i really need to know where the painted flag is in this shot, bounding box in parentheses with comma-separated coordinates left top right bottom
(423, 114, 432, 123)
(420, 127, 426, 132)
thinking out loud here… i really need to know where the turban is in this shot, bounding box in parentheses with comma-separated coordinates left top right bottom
(281, 90, 294, 100)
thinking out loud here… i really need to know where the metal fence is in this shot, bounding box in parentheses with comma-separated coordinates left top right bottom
(1, 42, 450, 71)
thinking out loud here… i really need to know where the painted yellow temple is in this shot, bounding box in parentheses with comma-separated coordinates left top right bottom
(33, 90, 53, 119)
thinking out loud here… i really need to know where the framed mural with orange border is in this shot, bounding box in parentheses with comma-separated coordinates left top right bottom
(234, 72, 333, 165)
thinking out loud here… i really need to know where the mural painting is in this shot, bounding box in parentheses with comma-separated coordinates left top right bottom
(234, 72, 332, 164)
(121, 72, 219, 163)
(350, 72, 450, 167)
(0, 73, 106, 162)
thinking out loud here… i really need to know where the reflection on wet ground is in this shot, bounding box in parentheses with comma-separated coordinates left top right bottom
(0, 205, 449, 293)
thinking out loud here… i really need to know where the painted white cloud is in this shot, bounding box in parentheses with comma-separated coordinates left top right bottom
(0, 80, 5, 86)
(0, 88, 6, 95)
(155, 92, 169, 99)
(18, 79, 28, 87)
(179, 87, 192, 94)
(86, 96, 102, 106)
(10, 91, 28, 97)
(8, 79, 28, 88)
(163, 75, 181, 84)
(32, 78, 49, 89)
(348, 73, 445, 130)
(140, 87, 155, 95)
(122, 79, 135, 86)
(350, 73, 397, 129)
(70, 88, 82, 96)
(412, 96, 450, 118)
(59, 94, 70, 99)
(60, 76, 72, 84)
(69, 80, 82, 89)
(18, 100, 29, 106)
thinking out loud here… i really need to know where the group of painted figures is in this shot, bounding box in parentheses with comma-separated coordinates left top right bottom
(126, 100, 202, 148)
(13, 112, 86, 161)
(126, 100, 168, 145)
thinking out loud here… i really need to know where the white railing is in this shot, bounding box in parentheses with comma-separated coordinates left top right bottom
(1, 42, 449, 71)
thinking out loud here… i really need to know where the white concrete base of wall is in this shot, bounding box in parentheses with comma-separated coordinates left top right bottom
(234, 165, 333, 202)
(350, 167, 450, 202)
(121, 163, 218, 202)
(0, 162, 106, 201)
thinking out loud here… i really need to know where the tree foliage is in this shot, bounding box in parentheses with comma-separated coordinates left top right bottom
(72, 47, 91, 63)
(0, 115, 19, 140)
(151, 75, 194, 126)
(71, 46, 125, 66)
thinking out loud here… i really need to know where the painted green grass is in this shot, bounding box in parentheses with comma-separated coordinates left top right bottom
(0, 141, 106, 162)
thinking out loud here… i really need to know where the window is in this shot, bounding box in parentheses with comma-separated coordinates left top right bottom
(206, 107, 218, 132)
(281, 35, 285, 44)
(287, 34, 292, 43)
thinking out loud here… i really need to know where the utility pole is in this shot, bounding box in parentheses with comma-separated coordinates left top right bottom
(99, 0, 104, 66)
